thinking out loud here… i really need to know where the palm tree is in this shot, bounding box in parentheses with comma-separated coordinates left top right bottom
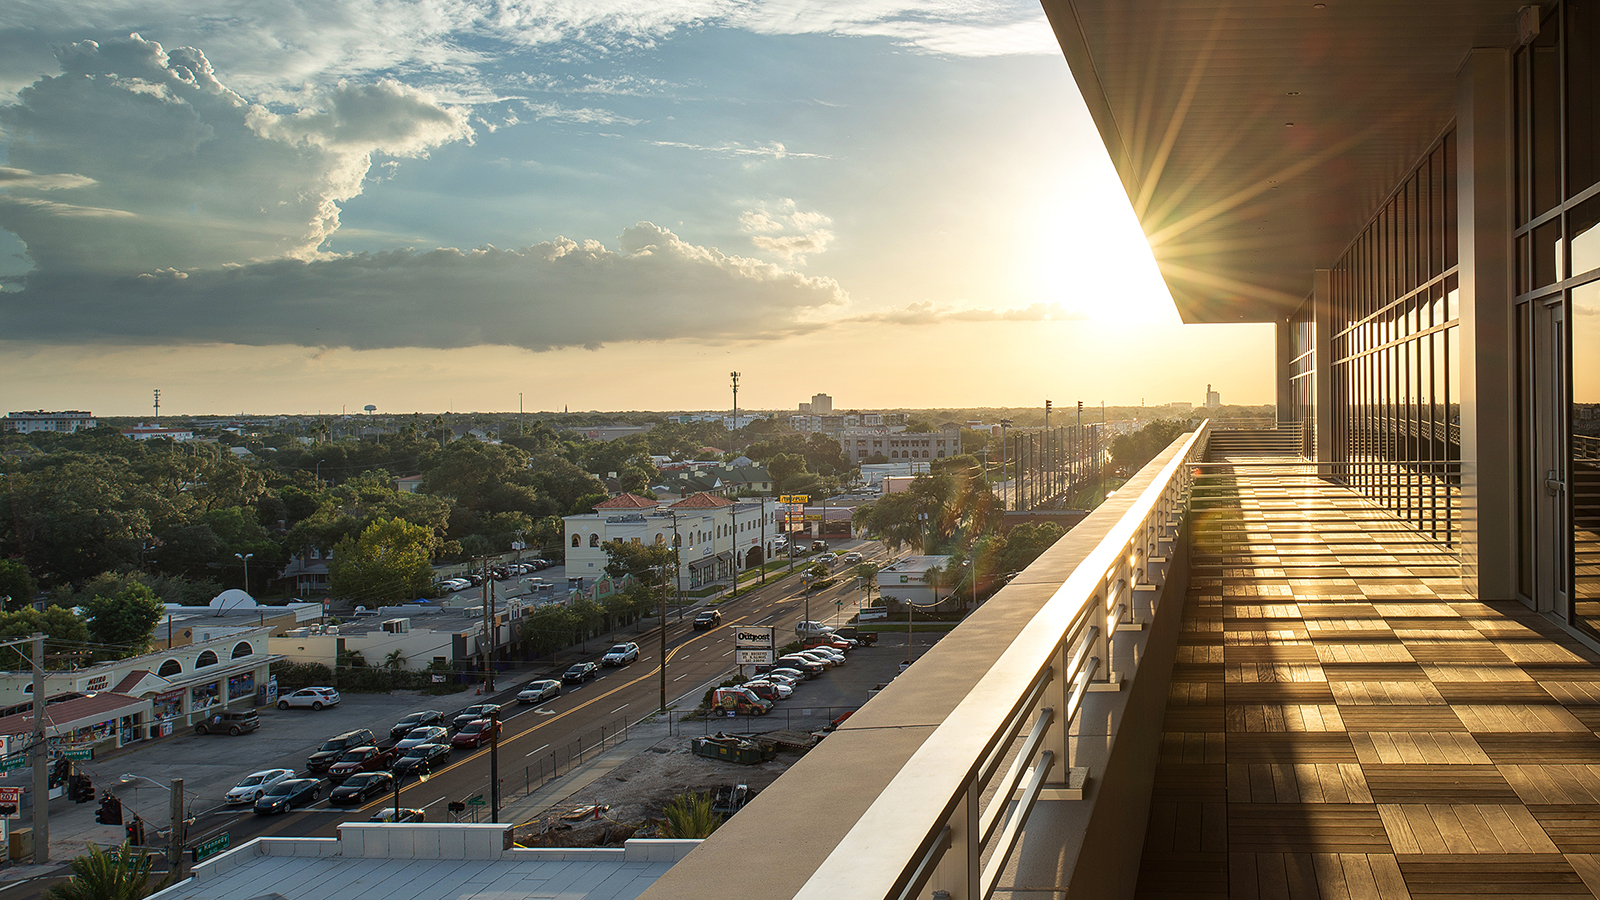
(45, 842, 170, 900)
(384, 649, 406, 670)
(660, 791, 721, 839)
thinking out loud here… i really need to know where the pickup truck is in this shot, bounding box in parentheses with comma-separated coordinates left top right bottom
(326, 745, 398, 783)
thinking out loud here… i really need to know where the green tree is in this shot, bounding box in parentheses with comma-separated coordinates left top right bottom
(84, 582, 165, 659)
(0, 560, 37, 611)
(766, 453, 805, 494)
(660, 791, 721, 839)
(327, 517, 441, 604)
(0, 607, 91, 669)
(44, 842, 170, 900)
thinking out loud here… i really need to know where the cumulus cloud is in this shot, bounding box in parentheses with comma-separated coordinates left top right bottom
(740, 199, 833, 263)
(850, 301, 1089, 325)
(0, 223, 847, 349)
(522, 101, 642, 126)
(0, 34, 471, 274)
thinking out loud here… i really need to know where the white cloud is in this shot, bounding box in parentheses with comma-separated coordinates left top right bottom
(522, 100, 642, 126)
(649, 140, 829, 160)
(0, 167, 96, 190)
(3, 223, 848, 350)
(740, 199, 833, 263)
(850, 301, 1088, 325)
(0, 34, 471, 274)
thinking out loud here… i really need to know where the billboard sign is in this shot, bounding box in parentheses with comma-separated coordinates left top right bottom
(735, 626, 774, 666)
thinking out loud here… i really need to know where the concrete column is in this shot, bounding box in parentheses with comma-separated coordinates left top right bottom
(1456, 47, 1515, 600)
(1314, 270, 1335, 465)
(1275, 318, 1294, 424)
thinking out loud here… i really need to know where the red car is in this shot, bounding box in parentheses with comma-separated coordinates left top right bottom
(451, 719, 500, 749)
(327, 746, 393, 783)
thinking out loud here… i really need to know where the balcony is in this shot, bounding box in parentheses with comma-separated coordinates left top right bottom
(640, 425, 1600, 900)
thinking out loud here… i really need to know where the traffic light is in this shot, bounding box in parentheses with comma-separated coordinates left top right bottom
(1045, 399, 1052, 414)
(125, 816, 145, 846)
(68, 774, 93, 803)
(49, 758, 69, 789)
(95, 794, 123, 826)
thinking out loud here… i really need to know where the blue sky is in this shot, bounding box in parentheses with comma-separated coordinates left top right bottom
(0, 0, 1271, 415)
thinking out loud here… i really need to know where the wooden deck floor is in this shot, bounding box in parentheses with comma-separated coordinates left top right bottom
(1135, 460, 1600, 899)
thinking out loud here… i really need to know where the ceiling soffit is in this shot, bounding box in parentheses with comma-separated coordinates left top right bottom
(1042, 0, 1524, 323)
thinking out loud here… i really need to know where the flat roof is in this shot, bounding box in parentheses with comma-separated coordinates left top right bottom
(151, 825, 698, 900)
(1043, 0, 1525, 322)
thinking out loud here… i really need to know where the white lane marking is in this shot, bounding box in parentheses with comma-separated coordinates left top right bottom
(525, 743, 549, 758)
(673, 674, 689, 682)
(611, 704, 629, 714)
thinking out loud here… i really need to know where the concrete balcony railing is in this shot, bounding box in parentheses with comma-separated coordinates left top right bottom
(640, 423, 1211, 900)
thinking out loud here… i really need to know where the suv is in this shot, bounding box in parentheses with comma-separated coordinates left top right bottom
(692, 610, 721, 630)
(306, 728, 378, 772)
(278, 686, 340, 710)
(602, 642, 640, 666)
(195, 710, 259, 736)
(795, 621, 835, 637)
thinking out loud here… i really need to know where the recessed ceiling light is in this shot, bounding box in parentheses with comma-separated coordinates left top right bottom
(1313, 3, 1326, 8)
(1285, 122, 1295, 127)
(1286, 91, 1300, 96)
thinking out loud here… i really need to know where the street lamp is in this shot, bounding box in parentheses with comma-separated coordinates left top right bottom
(118, 774, 189, 876)
(234, 553, 253, 595)
(392, 769, 431, 821)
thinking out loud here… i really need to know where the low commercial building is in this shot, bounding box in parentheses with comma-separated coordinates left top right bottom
(121, 424, 195, 441)
(838, 423, 960, 463)
(2, 411, 96, 433)
(149, 823, 698, 900)
(876, 555, 956, 611)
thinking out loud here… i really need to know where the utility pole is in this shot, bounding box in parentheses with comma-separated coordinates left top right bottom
(519, 393, 524, 437)
(480, 558, 494, 692)
(153, 389, 160, 427)
(169, 777, 185, 879)
(29, 633, 46, 863)
(729, 503, 738, 599)
(657, 564, 669, 714)
(730, 371, 740, 422)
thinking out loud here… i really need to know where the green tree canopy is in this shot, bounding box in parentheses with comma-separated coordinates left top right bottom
(84, 581, 165, 659)
(0, 606, 92, 670)
(0, 560, 37, 611)
(327, 517, 441, 604)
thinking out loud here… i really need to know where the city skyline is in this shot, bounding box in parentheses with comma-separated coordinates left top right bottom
(0, 1, 1274, 415)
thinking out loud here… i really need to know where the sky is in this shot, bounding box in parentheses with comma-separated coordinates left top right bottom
(0, 0, 1272, 417)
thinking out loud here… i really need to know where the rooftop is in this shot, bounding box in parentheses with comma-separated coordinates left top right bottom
(150, 824, 698, 900)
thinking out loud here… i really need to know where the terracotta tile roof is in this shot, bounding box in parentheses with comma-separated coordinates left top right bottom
(671, 492, 734, 509)
(113, 670, 154, 694)
(0, 692, 148, 736)
(593, 493, 658, 510)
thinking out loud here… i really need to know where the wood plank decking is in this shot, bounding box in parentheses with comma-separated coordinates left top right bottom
(1136, 460, 1600, 899)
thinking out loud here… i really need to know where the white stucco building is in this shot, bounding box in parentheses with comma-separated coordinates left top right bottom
(564, 493, 781, 590)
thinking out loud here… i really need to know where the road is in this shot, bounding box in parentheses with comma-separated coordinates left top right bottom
(0, 540, 894, 898)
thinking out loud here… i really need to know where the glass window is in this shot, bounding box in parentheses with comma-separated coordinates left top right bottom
(1569, 0, 1599, 197)
(1573, 194, 1600, 278)
(1571, 279, 1600, 631)
(1533, 10, 1563, 217)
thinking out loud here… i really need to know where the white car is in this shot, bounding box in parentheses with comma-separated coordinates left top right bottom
(806, 647, 846, 665)
(278, 687, 341, 710)
(602, 642, 640, 666)
(743, 679, 793, 699)
(225, 768, 295, 805)
(518, 679, 562, 704)
(794, 621, 835, 637)
(395, 726, 449, 750)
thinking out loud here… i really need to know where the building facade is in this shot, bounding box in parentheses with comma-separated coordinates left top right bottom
(838, 424, 961, 463)
(564, 493, 782, 589)
(3, 411, 96, 433)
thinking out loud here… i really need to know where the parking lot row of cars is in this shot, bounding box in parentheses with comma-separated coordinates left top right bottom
(714, 631, 860, 715)
(439, 560, 555, 592)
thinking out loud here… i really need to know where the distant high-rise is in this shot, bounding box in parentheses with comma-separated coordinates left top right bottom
(1205, 384, 1221, 410)
(811, 393, 833, 415)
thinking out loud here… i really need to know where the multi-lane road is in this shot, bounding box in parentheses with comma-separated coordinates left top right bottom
(179, 541, 891, 847)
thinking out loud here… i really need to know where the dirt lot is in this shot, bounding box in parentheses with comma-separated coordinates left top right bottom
(515, 729, 803, 845)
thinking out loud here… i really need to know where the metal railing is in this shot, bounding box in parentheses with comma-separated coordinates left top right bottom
(784, 423, 1208, 900)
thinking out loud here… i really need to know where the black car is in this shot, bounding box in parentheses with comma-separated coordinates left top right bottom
(776, 655, 826, 677)
(451, 704, 501, 732)
(253, 778, 322, 815)
(391, 742, 451, 776)
(692, 609, 721, 630)
(562, 662, 598, 684)
(330, 772, 393, 806)
(307, 729, 377, 772)
(388, 710, 444, 741)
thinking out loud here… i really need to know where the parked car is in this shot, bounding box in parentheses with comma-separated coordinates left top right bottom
(388, 710, 444, 741)
(254, 778, 322, 815)
(831, 626, 878, 647)
(812, 540, 829, 551)
(517, 680, 562, 704)
(804, 647, 846, 665)
(762, 671, 802, 688)
(776, 656, 825, 677)
(451, 719, 500, 749)
(602, 642, 640, 666)
(306, 729, 377, 772)
(562, 662, 598, 684)
(279, 687, 341, 710)
(451, 704, 501, 732)
(370, 807, 425, 823)
(692, 610, 722, 630)
(742, 681, 790, 703)
(794, 621, 835, 637)
(196, 710, 260, 736)
(327, 746, 395, 783)
(329, 772, 393, 806)
(793, 650, 839, 668)
(391, 742, 451, 776)
(804, 634, 855, 651)
(395, 726, 449, 750)
(225, 769, 294, 805)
